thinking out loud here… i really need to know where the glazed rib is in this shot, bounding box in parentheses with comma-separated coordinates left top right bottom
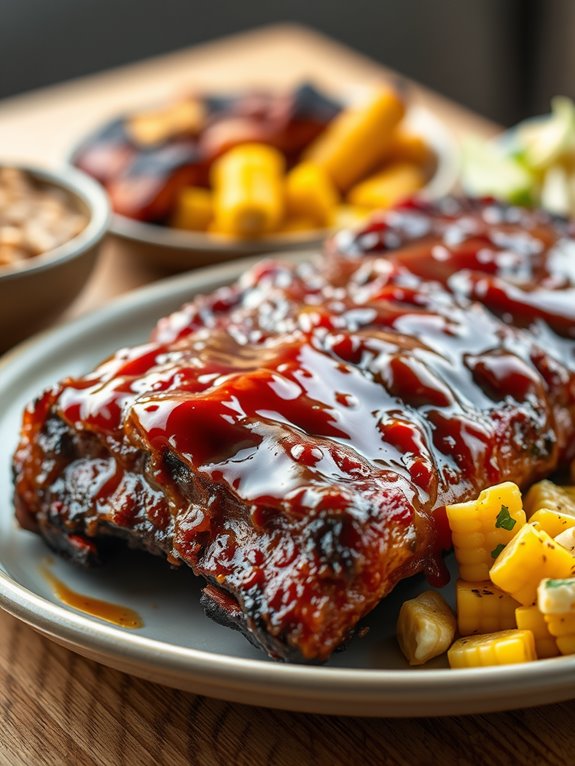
(13, 198, 575, 661)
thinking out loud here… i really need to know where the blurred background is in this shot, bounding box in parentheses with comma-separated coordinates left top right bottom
(0, 0, 573, 125)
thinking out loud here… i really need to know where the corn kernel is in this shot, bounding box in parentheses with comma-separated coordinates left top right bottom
(285, 163, 339, 227)
(396, 591, 456, 666)
(537, 578, 575, 654)
(524, 480, 575, 518)
(555, 527, 575, 554)
(446, 482, 525, 581)
(171, 187, 213, 231)
(529, 509, 575, 537)
(515, 606, 559, 658)
(456, 580, 519, 636)
(448, 630, 537, 668)
(490, 525, 575, 605)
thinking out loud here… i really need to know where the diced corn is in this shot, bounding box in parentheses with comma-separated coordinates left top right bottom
(211, 143, 284, 237)
(448, 630, 537, 668)
(347, 162, 425, 209)
(396, 590, 456, 666)
(524, 480, 575, 519)
(537, 578, 575, 654)
(285, 163, 339, 227)
(446, 482, 526, 581)
(456, 580, 519, 636)
(387, 130, 434, 167)
(515, 606, 559, 658)
(304, 88, 405, 190)
(555, 526, 575, 554)
(490, 525, 575, 605)
(529, 509, 575, 537)
(171, 187, 213, 231)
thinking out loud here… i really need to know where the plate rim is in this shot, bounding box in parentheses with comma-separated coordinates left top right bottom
(2, 252, 575, 717)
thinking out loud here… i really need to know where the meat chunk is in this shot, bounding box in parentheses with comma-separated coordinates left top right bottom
(12, 198, 575, 661)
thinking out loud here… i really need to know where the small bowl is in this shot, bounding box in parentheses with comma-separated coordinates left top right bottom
(70, 105, 459, 273)
(0, 165, 110, 351)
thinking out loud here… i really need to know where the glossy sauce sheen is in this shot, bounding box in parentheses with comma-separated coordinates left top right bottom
(12, 198, 575, 661)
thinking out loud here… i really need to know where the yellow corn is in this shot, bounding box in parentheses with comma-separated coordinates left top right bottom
(524, 480, 575, 518)
(490, 524, 575, 605)
(529, 509, 575, 537)
(211, 143, 284, 237)
(445, 482, 526, 582)
(276, 216, 320, 234)
(333, 204, 370, 230)
(554, 526, 575, 554)
(456, 580, 518, 636)
(171, 187, 213, 231)
(537, 578, 575, 655)
(304, 88, 405, 190)
(127, 99, 205, 146)
(448, 629, 537, 668)
(396, 591, 456, 666)
(285, 162, 340, 227)
(347, 162, 425, 209)
(387, 130, 434, 167)
(515, 606, 559, 658)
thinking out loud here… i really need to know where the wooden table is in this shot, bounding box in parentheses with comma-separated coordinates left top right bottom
(1, 24, 572, 766)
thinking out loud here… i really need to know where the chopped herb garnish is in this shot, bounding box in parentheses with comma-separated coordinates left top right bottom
(545, 579, 573, 588)
(491, 543, 506, 559)
(495, 505, 516, 531)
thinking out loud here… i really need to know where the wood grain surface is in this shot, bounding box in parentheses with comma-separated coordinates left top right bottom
(1, 24, 572, 766)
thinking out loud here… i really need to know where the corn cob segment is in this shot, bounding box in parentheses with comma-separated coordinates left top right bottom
(515, 606, 559, 658)
(446, 482, 525, 582)
(347, 162, 425, 210)
(529, 509, 575, 537)
(396, 591, 456, 666)
(490, 525, 575, 605)
(304, 88, 406, 190)
(524, 480, 575, 519)
(171, 187, 213, 231)
(448, 630, 537, 669)
(537, 578, 575, 654)
(456, 580, 519, 636)
(554, 527, 575, 554)
(285, 162, 340, 226)
(211, 143, 284, 237)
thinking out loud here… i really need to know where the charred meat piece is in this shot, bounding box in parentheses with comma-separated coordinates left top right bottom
(12, 198, 575, 661)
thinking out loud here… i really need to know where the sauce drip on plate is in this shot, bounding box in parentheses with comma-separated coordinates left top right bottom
(41, 563, 143, 629)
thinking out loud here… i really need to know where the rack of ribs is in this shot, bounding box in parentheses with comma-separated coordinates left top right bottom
(12, 197, 575, 662)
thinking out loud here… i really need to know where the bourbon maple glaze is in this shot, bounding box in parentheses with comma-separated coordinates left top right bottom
(13, 198, 575, 661)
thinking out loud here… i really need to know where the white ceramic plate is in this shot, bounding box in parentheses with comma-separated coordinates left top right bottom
(1, 254, 574, 718)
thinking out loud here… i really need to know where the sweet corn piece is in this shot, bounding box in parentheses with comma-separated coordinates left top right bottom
(396, 591, 456, 666)
(448, 630, 537, 668)
(555, 526, 575, 554)
(285, 163, 340, 227)
(347, 162, 425, 209)
(276, 216, 320, 234)
(524, 480, 575, 519)
(490, 525, 575, 605)
(537, 578, 575, 654)
(529, 509, 575, 537)
(456, 580, 519, 636)
(333, 204, 370, 230)
(387, 130, 434, 167)
(515, 606, 559, 658)
(171, 187, 213, 231)
(211, 143, 284, 237)
(446, 482, 525, 581)
(304, 88, 405, 190)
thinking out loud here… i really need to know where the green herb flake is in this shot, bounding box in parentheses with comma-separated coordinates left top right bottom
(545, 579, 573, 589)
(495, 505, 516, 531)
(491, 543, 506, 559)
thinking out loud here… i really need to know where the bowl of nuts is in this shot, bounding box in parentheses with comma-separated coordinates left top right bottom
(0, 164, 109, 350)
